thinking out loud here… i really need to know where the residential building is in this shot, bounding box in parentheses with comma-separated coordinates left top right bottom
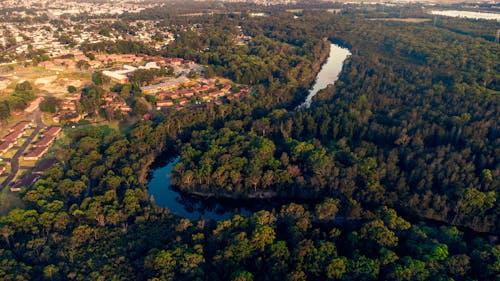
(24, 146, 50, 161)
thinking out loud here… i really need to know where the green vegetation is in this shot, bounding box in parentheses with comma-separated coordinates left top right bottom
(129, 67, 174, 87)
(172, 12, 499, 234)
(39, 96, 61, 113)
(0, 7, 498, 281)
(0, 186, 23, 216)
(0, 81, 37, 121)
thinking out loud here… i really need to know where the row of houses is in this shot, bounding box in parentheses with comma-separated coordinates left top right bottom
(141, 76, 191, 94)
(53, 111, 85, 124)
(0, 121, 32, 155)
(53, 93, 83, 124)
(23, 126, 62, 161)
(102, 92, 132, 113)
(9, 158, 60, 192)
(155, 83, 250, 110)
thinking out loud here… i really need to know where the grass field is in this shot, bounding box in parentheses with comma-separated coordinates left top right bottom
(0, 114, 26, 138)
(0, 187, 24, 216)
(1, 146, 18, 159)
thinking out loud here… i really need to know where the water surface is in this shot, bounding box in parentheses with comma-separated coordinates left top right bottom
(149, 43, 353, 220)
(148, 158, 251, 220)
(299, 43, 351, 109)
(429, 10, 500, 21)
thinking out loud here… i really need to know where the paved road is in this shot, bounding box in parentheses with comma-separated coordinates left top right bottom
(0, 109, 46, 190)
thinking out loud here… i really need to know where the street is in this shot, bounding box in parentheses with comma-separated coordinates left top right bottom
(0, 109, 46, 190)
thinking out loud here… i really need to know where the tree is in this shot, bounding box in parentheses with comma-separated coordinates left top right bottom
(39, 96, 60, 113)
(359, 219, 398, 249)
(392, 257, 429, 281)
(326, 257, 347, 280)
(77, 60, 90, 70)
(315, 198, 340, 220)
(43, 264, 59, 280)
(133, 98, 149, 116)
(92, 71, 104, 85)
(232, 271, 254, 281)
(15, 81, 33, 92)
(0, 100, 10, 121)
(67, 85, 77, 93)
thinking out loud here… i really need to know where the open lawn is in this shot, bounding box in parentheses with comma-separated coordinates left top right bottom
(1, 163, 11, 173)
(42, 112, 59, 126)
(1, 148, 17, 159)
(0, 65, 91, 98)
(0, 187, 24, 216)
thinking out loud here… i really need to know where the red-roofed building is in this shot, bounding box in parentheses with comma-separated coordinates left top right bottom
(10, 173, 40, 192)
(10, 121, 31, 133)
(34, 135, 56, 147)
(44, 126, 62, 137)
(156, 100, 174, 108)
(32, 126, 62, 147)
(2, 128, 26, 143)
(24, 146, 50, 161)
(0, 141, 14, 155)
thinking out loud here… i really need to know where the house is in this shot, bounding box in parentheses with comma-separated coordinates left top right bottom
(9, 121, 31, 133)
(178, 98, 189, 105)
(32, 126, 61, 147)
(61, 100, 77, 111)
(102, 70, 128, 84)
(53, 111, 83, 123)
(139, 62, 160, 70)
(2, 128, 26, 143)
(156, 100, 174, 108)
(33, 135, 56, 147)
(168, 58, 183, 65)
(115, 104, 132, 113)
(221, 84, 232, 93)
(10, 173, 40, 192)
(65, 93, 81, 101)
(44, 126, 62, 137)
(103, 92, 120, 103)
(24, 146, 49, 161)
(0, 141, 14, 155)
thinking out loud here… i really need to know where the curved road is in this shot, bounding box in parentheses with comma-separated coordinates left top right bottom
(0, 109, 46, 190)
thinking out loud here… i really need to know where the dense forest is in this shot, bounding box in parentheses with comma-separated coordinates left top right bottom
(0, 7, 499, 281)
(172, 12, 499, 233)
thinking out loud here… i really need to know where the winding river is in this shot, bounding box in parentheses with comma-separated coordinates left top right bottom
(148, 43, 351, 220)
(148, 157, 252, 220)
(298, 43, 351, 109)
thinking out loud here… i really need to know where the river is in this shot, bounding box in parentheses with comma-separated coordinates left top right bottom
(298, 43, 351, 109)
(148, 157, 254, 220)
(148, 43, 352, 220)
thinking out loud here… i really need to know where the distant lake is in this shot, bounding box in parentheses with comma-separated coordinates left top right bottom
(429, 10, 500, 21)
(298, 43, 351, 109)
